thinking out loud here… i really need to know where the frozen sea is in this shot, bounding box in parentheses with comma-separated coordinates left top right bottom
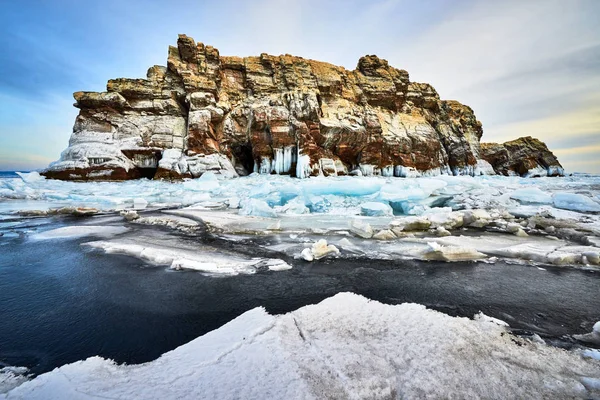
(1, 171, 600, 398)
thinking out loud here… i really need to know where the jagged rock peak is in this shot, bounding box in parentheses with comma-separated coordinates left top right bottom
(42, 34, 562, 181)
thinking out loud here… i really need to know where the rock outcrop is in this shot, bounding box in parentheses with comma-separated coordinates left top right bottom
(481, 137, 564, 177)
(43, 34, 561, 181)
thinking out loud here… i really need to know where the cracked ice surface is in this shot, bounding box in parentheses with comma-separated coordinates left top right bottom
(3, 293, 600, 399)
(3, 171, 600, 266)
(1, 172, 599, 217)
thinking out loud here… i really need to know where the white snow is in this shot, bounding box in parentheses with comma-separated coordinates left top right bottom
(4, 293, 600, 399)
(30, 226, 128, 240)
(0, 367, 29, 395)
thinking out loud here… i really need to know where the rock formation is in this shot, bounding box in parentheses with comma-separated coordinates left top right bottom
(481, 137, 563, 177)
(43, 34, 562, 181)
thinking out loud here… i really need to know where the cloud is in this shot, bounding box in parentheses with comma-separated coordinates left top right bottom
(483, 106, 600, 143)
(0, 0, 598, 173)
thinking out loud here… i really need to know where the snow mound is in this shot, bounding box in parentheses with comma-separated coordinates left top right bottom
(4, 293, 599, 399)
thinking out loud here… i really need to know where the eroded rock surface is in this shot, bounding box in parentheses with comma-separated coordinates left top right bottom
(43, 35, 561, 180)
(481, 137, 563, 177)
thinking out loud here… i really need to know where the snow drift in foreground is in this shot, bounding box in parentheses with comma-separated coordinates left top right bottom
(4, 293, 599, 399)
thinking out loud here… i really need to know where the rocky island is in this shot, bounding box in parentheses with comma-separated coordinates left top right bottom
(43, 35, 563, 181)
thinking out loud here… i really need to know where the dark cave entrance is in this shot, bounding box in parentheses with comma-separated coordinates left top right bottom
(121, 150, 162, 180)
(138, 167, 158, 180)
(231, 144, 255, 175)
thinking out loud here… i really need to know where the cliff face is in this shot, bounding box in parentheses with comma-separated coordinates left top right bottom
(43, 34, 561, 181)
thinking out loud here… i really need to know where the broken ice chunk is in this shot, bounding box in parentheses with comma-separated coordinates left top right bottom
(360, 202, 393, 217)
(301, 239, 340, 261)
(389, 216, 431, 231)
(239, 199, 277, 218)
(373, 229, 396, 240)
(31, 226, 129, 240)
(509, 188, 553, 204)
(425, 242, 486, 261)
(553, 193, 600, 213)
(349, 218, 374, 239)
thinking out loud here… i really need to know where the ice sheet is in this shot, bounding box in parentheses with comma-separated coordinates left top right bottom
(82, 236, 291, 275)
(30, 226, 129, 240)
(4, 293, 599, 399)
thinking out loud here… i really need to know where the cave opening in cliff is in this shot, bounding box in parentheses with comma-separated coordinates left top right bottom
(138, 167, 158, 180)
(231, 144, 254, 175)
(121, 150, 161, 180)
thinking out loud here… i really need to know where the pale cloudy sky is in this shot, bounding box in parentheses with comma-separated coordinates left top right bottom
(1, 0, 598, 172)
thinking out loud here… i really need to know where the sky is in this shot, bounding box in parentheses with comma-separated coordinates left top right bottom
(0, 0, 598, 173)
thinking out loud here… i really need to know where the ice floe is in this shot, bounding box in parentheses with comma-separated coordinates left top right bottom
(30, 226, 128, 240)
(82, 234, 291, 275)
(3, 293, 600, 399)
(553, 192, 600, 213)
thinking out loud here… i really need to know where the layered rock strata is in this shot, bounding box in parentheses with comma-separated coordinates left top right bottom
(43, 35, 562, 180)
(481, 137, 564, 177)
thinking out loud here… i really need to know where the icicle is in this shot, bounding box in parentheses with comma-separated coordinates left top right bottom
(282, 145, 294, 173)
(381, 165, 394, 177)
(259, 158, 271, 174)
(296, 151, 312, 179)
(272, 148, 284, 174)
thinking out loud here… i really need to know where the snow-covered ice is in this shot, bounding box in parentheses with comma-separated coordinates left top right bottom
(83, 237, 291, 275)
(3, 293, 600, 399)
(300, 239, 340, 261)
(360, 202, 393, 216)
(0, 367, 29, 395)
(3, 172, 600, 267)
(510, 187, 553, 204)
(553, 192, 600, 213)
(30, 226, 128, 240)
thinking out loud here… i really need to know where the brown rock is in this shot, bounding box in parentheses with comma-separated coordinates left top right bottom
(43, 35, 562, 181)
(481, 137, 564, 177)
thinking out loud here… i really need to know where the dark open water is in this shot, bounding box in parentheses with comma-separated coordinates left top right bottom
(0, 217, 599, 376)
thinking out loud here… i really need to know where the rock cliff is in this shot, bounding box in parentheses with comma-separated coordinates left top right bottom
(43, 34, 562, 180)
(481, 137, 563, 177)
